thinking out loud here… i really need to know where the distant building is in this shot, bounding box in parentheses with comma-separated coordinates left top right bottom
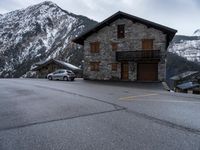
(73, 11, 177, 81)
(176, 82, 200, 94)
(170, 71, 200, 87)
(170, 71, 200, 94)
(32, 58, 81, 78)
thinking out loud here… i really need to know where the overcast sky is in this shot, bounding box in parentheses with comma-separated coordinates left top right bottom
(0, 0, 199, 35)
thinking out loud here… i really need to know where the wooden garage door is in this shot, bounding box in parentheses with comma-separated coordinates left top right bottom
(137, 63, 158, 81)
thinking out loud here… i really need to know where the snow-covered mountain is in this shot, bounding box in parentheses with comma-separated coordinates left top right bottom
(0, 1, 199, 78)
(169, 33, 200, 63)
(0, 1, 97, 77)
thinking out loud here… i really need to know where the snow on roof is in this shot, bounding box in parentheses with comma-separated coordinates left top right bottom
(177, 82, 200, 90)
(170, 71, 199, 80)
(32, 58, 81, 71)
(55, 60, 80, 70)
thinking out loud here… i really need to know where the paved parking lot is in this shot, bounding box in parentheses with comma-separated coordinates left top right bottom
(0, 78, 200, 150)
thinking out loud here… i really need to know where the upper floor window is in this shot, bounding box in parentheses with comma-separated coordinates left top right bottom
(90, 42, 100, 53)
(117, 24, 125, 38)
(142, 39, 153, 50)
(90, 62, 100, 71)
(111, 42, 118, 51)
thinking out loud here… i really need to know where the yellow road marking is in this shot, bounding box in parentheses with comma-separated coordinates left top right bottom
(127, 99, 200, 104)
(119, 93, 158, 100)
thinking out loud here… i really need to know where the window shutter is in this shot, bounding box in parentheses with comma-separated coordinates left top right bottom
(111, 63, 118, 71)
(90, 62, 100, 71)
(142, 39, 153, 50)
(111, 42, 118, 51)
(90, 42, 100, 53)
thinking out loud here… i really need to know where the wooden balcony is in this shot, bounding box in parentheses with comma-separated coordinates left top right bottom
(116, 50, 161, 61)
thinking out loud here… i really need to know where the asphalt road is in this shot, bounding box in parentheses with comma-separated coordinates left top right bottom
(0, 78, 200, 150)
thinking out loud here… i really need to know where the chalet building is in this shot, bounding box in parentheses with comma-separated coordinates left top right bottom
(73, 11, 177, 81)
(170, 71, 200, 88)
(176, 82, 200, 94)
(170, 71, 200, 94)
(32, 58, 81, 78)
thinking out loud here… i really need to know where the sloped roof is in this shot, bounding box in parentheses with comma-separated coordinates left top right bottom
(177, 82, 200, 90)
(55, 60, 80, 70)
(170, 71, 199, 81)
(32, 58, 81, 71)
(73, 11, 177, 45)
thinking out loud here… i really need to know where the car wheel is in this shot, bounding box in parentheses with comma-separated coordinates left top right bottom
(63, 76, 68, 81)
(48, 76, 52, 80)
(71, 78, 74, 81)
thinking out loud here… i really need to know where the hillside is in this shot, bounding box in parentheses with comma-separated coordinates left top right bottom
(0, 1, 97, 77)
(166, 52, 200, 80)
(169, 34, 200, 63)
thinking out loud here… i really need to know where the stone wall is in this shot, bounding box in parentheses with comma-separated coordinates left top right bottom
(83, 18, 167, 81)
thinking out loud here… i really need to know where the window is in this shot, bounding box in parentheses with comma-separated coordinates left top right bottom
(117, 24, 125, 38)
(142, 39, 153, 50)
(111, 42, 118, 51)
(59, 70, 65, 73)
(90, 42, 100, 53)
(111, 63, 118, 71)
(90, 62, 100, 71)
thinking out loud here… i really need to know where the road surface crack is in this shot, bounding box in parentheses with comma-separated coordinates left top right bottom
(35, 85, 125, 110)
(0, 108, 125, 132)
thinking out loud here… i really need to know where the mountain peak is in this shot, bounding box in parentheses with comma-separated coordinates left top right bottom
(31, 1, 58, 8)
(25, 0, 60, 12)
(0, 1, 97, 77)
(39, 1, 56, 5)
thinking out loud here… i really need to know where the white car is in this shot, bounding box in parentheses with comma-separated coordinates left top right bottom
(47, 69, 76, 81)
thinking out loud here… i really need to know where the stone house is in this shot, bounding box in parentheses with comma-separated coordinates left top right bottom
(32, 58, 81, 78)
(73, 11, 177, 81)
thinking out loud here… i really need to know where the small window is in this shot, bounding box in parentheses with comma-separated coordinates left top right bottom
(90, 62, 100, 71)
(90, 42, 100, 53)
(53, 71, 59, 74)
(111, 63, 118, 71)
(117, 24, 125, 38)
(111, 42, 118, 51)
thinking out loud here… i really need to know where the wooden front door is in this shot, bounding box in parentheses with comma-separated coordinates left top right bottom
(142, 39, 153, 50)
(121, 62, 129, 80)
(137, 63, 158, 81)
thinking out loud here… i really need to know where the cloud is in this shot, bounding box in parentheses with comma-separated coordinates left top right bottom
(0, 0, 21, 11)
(0, 0, 199, 35)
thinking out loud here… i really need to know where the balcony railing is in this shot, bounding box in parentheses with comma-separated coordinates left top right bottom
(116, 50, 161, 61)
